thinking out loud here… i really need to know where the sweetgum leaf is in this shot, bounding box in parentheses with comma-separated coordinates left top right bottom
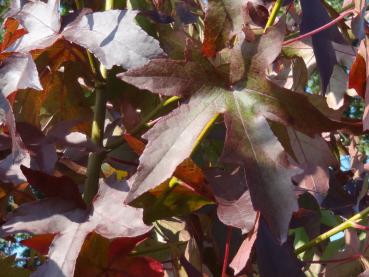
(20, 165, 85, 208)
(41, 65, 93, 133)
(62, 9, 164, 69)
(118, 59, 223, 96)
(201, 0, 248, 56)
(16, 122, 57, 174)
(0, 177, 151, 277)
(122, 18, 361, 242)
(5, 0, 61, 53)
(0, 54, 42, 97)
(222, 90, 300, 243)
(202, 0, 227, 57)
(125, 87, 226, 203)
(255, 219, 304, 277)
(0, 54, 40, 184)
(0, 18, 27, 52)
(300, 0, 345, 92)
(205, 166, 257, 234)
(349, 53, 366, 98)
(270, 124, 338, 204)
(75, 233, 164, 277)
(124, 134, 213, 199)
(229, 213, 260, 275)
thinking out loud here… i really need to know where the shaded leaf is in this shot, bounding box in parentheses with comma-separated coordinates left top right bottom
(205, 166, 257, 234)
(300, 0, 345, 92)
(270, 124, 338, 204)
(255, 219, 304, 277)
(20, 165, 85, 209)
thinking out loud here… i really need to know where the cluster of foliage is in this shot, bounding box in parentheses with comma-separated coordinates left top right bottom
(2, 0, 369, 276)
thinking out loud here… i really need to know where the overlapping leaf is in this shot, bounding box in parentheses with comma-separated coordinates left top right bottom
(62, 9, 164, 69)
(4, 1, 164, 70)
(120, 19, 360, 242)
(205, 166, 257, 234)
(299, 0, 346, 92)
(0, 177, 151, 277)
(5, 0, 60, 53)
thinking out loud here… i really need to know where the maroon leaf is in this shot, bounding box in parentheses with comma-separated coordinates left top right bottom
(222, 91, 299, 243)
(118, 59, 223, 97)
(206, 166, 257, 234)
(20, 165, 85, 209)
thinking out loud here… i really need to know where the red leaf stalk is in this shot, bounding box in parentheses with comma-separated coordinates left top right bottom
(283, 9, 355, 46)
(222, 226, 232, 277)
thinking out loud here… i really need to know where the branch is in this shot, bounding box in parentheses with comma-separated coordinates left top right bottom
(264, 0, 283, 32)
(295, 205, 369, 255)
(83, 1, 114, 206)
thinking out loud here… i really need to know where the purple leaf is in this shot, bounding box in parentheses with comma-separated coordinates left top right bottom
(255, 219, 304, 277)
(300, 0, 346, 92)
(0, 177, 151, 277)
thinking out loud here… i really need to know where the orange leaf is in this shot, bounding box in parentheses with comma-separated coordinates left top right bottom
(124, 133, 213, 199)
(124, 133, 145, 155)
(349, 54, 366, 98)
(0, 18, 27, 52)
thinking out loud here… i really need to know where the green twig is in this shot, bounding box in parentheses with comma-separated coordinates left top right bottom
(83, 0, 114, 205)
(105, 96, 180, 150)
(295, 206, 369, 255)
(75, 0, 84, 9)
(264, 0, 283, 32)
(129, 241, 187, 256)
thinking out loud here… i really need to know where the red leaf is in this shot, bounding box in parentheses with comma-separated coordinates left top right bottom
(108, 234, 148, 262)
(21, 234, 55, 255)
